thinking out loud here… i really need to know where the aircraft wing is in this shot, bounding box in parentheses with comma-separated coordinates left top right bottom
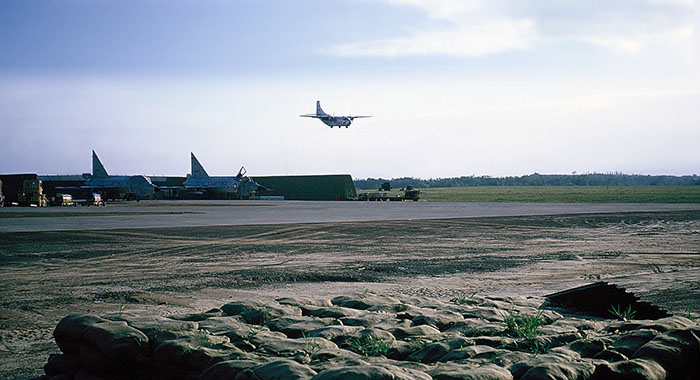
(300, 114, 323, 118)
(350, 116, 372, 119)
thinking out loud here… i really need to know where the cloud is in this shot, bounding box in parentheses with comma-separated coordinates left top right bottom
(326, 0, 695, 58)
(647, 0, 695, 6)
(328, 19, 537, 57)
(540, 1, 695, 55)
(578, 36, 644, 54)
(573, 24, 694, 55)
(326, 0, 536, 58)
(383, 0, 485, 20)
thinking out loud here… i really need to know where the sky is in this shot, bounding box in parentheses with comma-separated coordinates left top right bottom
(0, 0, 698, 178)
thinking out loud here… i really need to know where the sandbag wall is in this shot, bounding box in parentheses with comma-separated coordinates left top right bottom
(37, 292, 700, 380)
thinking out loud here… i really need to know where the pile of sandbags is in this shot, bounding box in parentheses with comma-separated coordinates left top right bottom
(34, 293, 700, 380)
(43, 314, 150, 379)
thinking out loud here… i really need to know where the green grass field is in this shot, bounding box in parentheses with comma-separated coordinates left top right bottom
(410, 186, 700, 203)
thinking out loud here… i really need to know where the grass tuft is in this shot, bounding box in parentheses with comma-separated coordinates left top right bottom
(450, 291, 478, 305)
(608, 304, 636, 321)
(502, 311, 543, 340)
(347, 335, 392, 357)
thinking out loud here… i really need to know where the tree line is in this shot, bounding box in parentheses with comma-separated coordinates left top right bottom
(354, 173, 700, 190)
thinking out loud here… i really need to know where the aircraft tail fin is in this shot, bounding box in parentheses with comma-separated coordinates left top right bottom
(316, 100, 327, 116)
(92, 150, 109, 178)
(236, 166, 247, 179)
(190, 153, 210, 178)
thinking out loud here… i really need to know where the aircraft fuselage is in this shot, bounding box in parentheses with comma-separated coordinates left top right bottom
(84, 175, 157, 199)
(320, 116, 352, 128)
(183, 177, 239, 192)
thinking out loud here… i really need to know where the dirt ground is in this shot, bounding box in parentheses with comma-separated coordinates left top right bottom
(1, 210, 699, 379)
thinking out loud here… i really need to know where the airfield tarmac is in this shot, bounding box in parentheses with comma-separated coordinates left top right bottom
(1, 201, 700, 378)
(1, 200, 700, 232)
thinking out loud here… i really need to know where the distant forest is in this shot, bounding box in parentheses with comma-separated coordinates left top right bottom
(354, 173, 700, 190)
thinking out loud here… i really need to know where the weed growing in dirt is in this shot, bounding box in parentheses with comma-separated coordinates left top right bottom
(682, 308, 698, 322)
(503, 312, 519, 332)
(450, 291, 478, 305)
(406, 338, 429, 351)
(460, 326, 483, 337)
(608, 304, 636, 321)
(528, 339, 551, 355)
(347, 335, 392, 356)
(303, 335, 322, 361)
(502, 311, 543, 339)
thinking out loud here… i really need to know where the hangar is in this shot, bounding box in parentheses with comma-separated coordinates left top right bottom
(149, 174, 357, 201)
(253, 174, 357, 201)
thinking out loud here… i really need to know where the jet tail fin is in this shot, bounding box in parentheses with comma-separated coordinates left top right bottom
(316, 100, 327, 116)
(190, 153, 210, 178)
(92, 150, 109, 178)
(236, 166, 247, 179)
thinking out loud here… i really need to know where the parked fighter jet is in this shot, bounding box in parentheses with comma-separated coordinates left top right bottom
(82, 151, 158, 200)
(183, 153, 266, 199)
(300, 101, 371, 128)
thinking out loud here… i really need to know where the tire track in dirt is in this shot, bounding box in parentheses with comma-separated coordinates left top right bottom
(2, 211, 700, 379)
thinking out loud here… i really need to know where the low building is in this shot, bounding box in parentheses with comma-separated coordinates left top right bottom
(0, 173, 39, 205)
(254, 174, 357, 201)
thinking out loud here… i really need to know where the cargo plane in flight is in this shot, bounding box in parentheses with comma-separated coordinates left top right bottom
(300, 101, 371, 128)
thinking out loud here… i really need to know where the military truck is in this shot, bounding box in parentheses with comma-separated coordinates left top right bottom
(53, 193, 75, 206)
(358, 186, 422, 202)
(402, 185, 422, 201)
(87, 193, 106, 207)
(358, 192, 403, 201)
(17, 179, 47, 207)
(378, 181, 392, 191)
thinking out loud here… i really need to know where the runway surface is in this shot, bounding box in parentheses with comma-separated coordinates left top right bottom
(2, 200, 699, 232)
